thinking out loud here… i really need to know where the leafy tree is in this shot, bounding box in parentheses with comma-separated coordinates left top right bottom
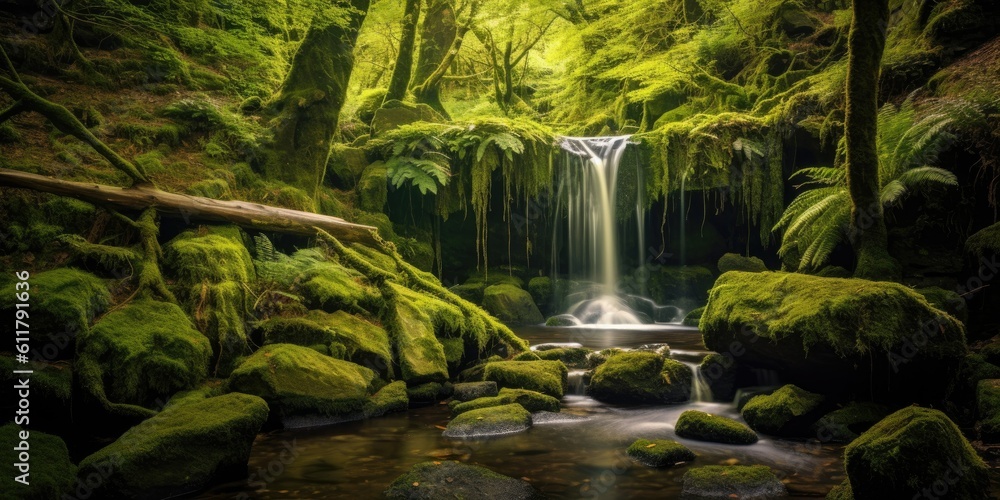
(383, 0, 422, 104)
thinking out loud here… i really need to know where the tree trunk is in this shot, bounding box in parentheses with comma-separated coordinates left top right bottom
(0, 168, 380, 245)
(410, 0, 458, 117)
(845, 0, 897, 279)
(383, 0, 421, 104)
(261, 0, 370, 198)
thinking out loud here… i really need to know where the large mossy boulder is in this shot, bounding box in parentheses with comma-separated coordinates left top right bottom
(371, 100, 444, 136)
(812, 402, 890, 443)
(0, 268, 109, 354)
(626, 438, 695, 467)
(258, 310, 392, 374)
(481, 284, 544, 326)
(675, 410, 758, 445)
(534, 347, 591, 368)
(701, 272, 967, 402)
(682, 465, 786, 499)
(717, 253, 768, 273)
(226, 344, 377, 424)
(385, 461, 540, 500)
(452, 381, 499, 402)
(527, 276, 552, 314)
(442, 403, 532, 438)
(77, 299, 212, 410)
(588, 351, 692, 404)
(741, 384, 825, 437)
(1, 424, 76, 500)
(843, 407, 989, 499)
(300, 261, 380, 315)
(483, 360, 568, 398)
(326, 144, 368, 189)
(389, 293, 450, 384)
(76, 393, 268, 499)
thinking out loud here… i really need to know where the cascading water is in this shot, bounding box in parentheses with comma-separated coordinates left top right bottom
(552, 136, 660, 325)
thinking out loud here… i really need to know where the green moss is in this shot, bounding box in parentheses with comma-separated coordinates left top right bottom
(513, 351, 541, 361)
(0, 268, 110, 345)
(164, 227, 255, 285)
(384, 461, 537, 499)
(977, 379, 1000, 443)
(844, 406, 989, 499)
(357, 162, 389, 212)
(717, 253, 768, 273)
(386, 291, 450, 384)
(481, 284, 544, 326)
(0, 424, 75, 500)
(483, 360, 568, 398)
(76, 393, 268, 499)
(682, 306, 705, 327)
(443, 403, 532, 438)
(301, 261, 380, 315)
(741, 384, 824, 436)
(186, 281, 250, 376)
(0, 357, 71, 407)
(226, 344, 376, 419)
(826, 480, 854, 500)
(644, 265, 716, 304)
(527, 276, 552, 313)
(813, 402, 890, 443)
(407, 382, 444, 404)
(451, 388, 560, 416)
(675, 410, 758, 445)
(78, 299, 211, 410)
(588, 352, 692, 404)
(451, 282, 487, 304)
(534, 347, 592, 368)
(682, 465, 787, 499)
(626, 439, 695, 467)
(258, 310, 392, 374)
(916, 286, 967, 324)
(365, 380, 409, 418)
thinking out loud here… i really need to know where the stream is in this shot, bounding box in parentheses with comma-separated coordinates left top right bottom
(202, 325, 853, 499)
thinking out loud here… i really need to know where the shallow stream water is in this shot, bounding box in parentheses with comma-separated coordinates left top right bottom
(200, 326, 932, 499)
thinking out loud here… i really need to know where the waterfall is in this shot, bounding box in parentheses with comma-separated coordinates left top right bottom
(689, 364, 714, 403)
(553, 136, 647, 324)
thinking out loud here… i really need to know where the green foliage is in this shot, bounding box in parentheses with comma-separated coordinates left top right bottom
(775, 98, 978, 271)
(626, 439, 695, 468)
(675, 410, 759, 445)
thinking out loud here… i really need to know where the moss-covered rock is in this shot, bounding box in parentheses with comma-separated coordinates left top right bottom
(357, 162, 388, 212)
(75, 393, 268, 499)
(443, 403, 532, 438)
(483, 360, 568, 398)
(366, 380, 410, 418)
(0, 268, 109, 353)
(384, 461, 540, 499)
(682, 306, 705, 327)
(226, 344, 376, 423)
(534, 347, 591, 368)
(586, 348, 623, 369)
(300, 261, 380, 316)
(77, 299, 212, 411)
(513, 350, 542, 361)
(675, 410, 758, 445)
(644, 265, 715, 304)
(741, 384, 825, 436)
(826, 480, 853, 500)
(1, 424, 76, 500)
(527, 276, 552, 314)
(977, 379, 1000, 443)
(326, 144, 368, 189)
(258, 310, 392, 374)
(389, 293, 450, 384)
(406, 382, 445, 405)
(812, 402, 890, 443)
(681, 465, 787, 499)
(481, 284, 544, 326)
(164, 226, 255, 284)
(371, 100, 444, 136)
(450, 281, 487, 304)
(916, 286, 968, 324)
(451, 388, 560, 416)
(626, 438, 695, 467)
(545, 314, 580, 327)
(844, 407, 989, 499)
(717, 253, 768, 273)
(0, 357, 71, 435)
(701, 272, 967, 402)
(452, 381, 499, 402)
(699, 352, 738, 401)
(588, 351, 692, 404)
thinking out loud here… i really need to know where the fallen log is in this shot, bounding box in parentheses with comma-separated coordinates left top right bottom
(0, 168, 380, 245)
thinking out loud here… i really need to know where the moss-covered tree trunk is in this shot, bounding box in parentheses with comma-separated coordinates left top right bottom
(262, 0, 370, 198)
(845, 0, 896, 279)
(410, 0, 458, 117)
(383, 0, 421, 104)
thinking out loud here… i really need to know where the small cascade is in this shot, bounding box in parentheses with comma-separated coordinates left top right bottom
(682, 361, 714, 403)
(566, 369, 588, 396)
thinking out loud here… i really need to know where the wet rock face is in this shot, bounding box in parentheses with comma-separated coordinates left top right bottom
(844, 407, 990, 500)
(587, 351, 692, 404)
(700, 271, 968, 403)
(681, 465, 787, 499)
(385, 461, 540, 500)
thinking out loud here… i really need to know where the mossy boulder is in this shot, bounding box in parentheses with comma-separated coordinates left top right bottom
(626, 438, 695, 467)
(701, 272, 967, 402)
(326, 144, 368, 189)
(545, 314, 580, 327)
(367, 380, 410, 418)
(588, 351, 692, 404)
(0, 357, 71, 435)
(644, 265, 715, 304)
(442, 403, 532, 438)
(681, 465, 787, 499)
(812, 402, 890, 443)
(483, 360, 568, 398)
(741, 384, 825, 437)
(450, 281, 487, 304)
(357, 162, 388, 212)
(527, 276, 552, 314)
(675, 410, 758, 445)
(406, 382, 445, 405)
(699, 352, 739, 401)
(451, 388, 560, 416)
(77, 299, 212, 410)
(371, 100, 444, 136)
(717, 253, 768, 273)
(226, 344, 376, 424)
(385, 461, 540, 500)
(534, 347, 591, 368)
(0, 268, 109, 354)
(452, 381, 499, 402)
(977, 379, 1000, 443)
(1, 424, 76, 500)
(916, 286, 968, 324)
(75, 393, 268, 499)
(258, 310, 392, 375)
(682, 306, 705, 327)
(389, 293, 450, 384)
(481, 284, 544, 326)
(844, 407, 989, 499)
(300, 261, 380, 316)
(164, 226, 255, 284)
